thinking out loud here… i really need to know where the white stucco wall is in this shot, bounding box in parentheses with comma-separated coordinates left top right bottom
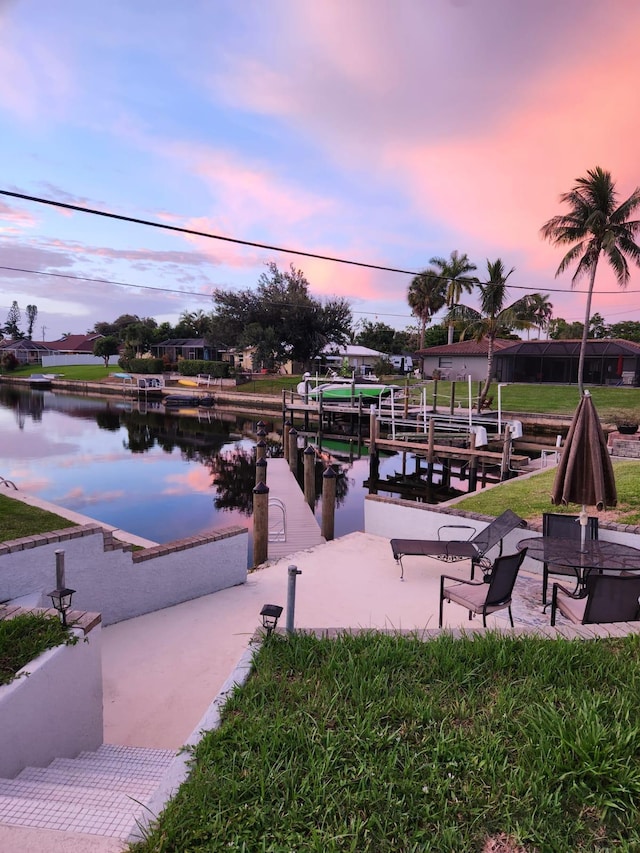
(0, 623, 103, 778)
(419, 355, 488, 383)
(364, 494, 640, 576)
(0, 524, 248, 625)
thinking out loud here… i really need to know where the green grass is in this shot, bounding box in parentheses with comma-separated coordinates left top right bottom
(453, 459, 640, 525)
(0, 612, 75, 686)
(131, 631, 640, 852)
(234, 376, 640, 421)
(0, 494, 76, 541)
(5, 364, 122, 381)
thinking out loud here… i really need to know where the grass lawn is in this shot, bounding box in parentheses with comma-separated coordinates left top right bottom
(132, 631, 640, 852)
(4, 364, 121, 382)
(452, 459, 640, 526)
(0, 612, 74, 686)
(0, 494, 76, 541)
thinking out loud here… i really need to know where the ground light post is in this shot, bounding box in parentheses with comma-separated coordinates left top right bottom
(286, 564, 301, 634)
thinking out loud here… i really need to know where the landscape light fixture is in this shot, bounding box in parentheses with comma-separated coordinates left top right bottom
(260, 603, 283, 636)
(48, 587, 75, 627)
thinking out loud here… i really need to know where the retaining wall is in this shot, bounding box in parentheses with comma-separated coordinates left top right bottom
(364, 494, 640, 575)
(0, 524, 248, 625)
(0, 611, 102, 778)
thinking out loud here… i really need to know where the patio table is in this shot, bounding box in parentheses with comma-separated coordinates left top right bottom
(517, 536, 640, 590)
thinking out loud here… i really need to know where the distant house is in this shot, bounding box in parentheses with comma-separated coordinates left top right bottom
(47, 333, 103, 355)
(0, 333, 104, 366)
(0, 339, 52, 365)
(494, 338, 640, 385)
(150, 339, 225, 363)
(416, 339, 514, 382)
(318, 344, 386, 376)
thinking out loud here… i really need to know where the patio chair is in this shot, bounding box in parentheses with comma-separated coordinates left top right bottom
(541, 512, 598, 606)
(439, 550, 526, 628)
(390, 508, 526, 580)
(550, 572, 640, 626)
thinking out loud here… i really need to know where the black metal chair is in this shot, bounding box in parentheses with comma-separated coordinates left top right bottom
(550, 572, 640, 626)
(541, 512, 598, 606)
(391, 509, 526, 580)
(439, 550, 526, 628)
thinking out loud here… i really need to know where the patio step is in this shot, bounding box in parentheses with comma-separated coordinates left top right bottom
(0, 743, 176, 840)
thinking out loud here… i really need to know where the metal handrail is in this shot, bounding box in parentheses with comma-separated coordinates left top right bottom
(268, 498, 286, 542)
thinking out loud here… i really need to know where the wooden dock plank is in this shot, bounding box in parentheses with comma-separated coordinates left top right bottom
(265, 458, 325, 561)
(371, 437, 528, 465)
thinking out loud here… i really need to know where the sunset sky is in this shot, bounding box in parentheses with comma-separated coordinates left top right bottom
(2, 0, 640, 341)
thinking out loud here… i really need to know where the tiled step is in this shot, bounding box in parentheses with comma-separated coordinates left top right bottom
(0, 743, 178, 840)
(18, 762, 165, 790)
(0, 778, 147, 811)
(0, 795, 145, 838)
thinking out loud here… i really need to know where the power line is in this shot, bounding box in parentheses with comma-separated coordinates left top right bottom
(0, 189, 416, 276)
(1, 188, 632, 296)
(0, 266, 411, 318)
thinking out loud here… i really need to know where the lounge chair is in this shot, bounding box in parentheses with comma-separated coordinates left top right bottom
(541, 512, 598, 606)
(390, 508, 527, 580)
(550, 572, 640, 626)
(439, 550, 526, 628)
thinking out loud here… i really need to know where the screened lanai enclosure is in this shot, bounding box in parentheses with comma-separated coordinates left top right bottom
(494, 339, 640, 386)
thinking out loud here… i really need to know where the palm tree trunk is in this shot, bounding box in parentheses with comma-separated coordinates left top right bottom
(447, 323, 454, 346)
(478, 339, 494, 412)
(577, 263, 599, 396)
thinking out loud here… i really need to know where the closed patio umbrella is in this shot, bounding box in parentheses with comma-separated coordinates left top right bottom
(550, 390, 617, 548)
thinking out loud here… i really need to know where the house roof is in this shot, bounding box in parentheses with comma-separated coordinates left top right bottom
(47, 334, 102, 353)
(321, 344, 385, 358)
(0, 339, 52, 352)
(495, 338, 640, 358)
(153, 338, 208, 347)
(416, 338, 515, 357)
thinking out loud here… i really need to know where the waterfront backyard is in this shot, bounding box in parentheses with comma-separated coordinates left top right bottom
(3, 376, 640, 850)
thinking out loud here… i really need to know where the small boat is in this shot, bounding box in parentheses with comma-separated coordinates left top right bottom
(164, 394, 215, 409)
(113, 372, 132, 380)
(178, 378, 198, 388)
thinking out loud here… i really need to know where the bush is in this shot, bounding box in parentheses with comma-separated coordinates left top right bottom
(0, 352, 19, 372)
(129, 357, 164, 374)
(177, 360, 230, 378)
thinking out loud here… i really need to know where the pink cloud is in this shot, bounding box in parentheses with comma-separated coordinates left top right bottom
(162, 468, 212, 495)
(0, 21, 73, 121)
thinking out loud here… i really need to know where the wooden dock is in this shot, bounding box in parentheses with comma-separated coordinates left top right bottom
(265, 458, 325, 561)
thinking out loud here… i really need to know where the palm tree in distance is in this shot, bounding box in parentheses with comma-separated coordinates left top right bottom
(407, 269, 446, 349)
(541, 167, 640, 395)
(446, 259, 533, 411)
(523, 292, 553, 339)
(429, 250, 479, 345)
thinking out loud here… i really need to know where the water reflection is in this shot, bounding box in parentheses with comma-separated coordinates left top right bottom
(0, 385, 465, 550)
(0, 385, 285, 545)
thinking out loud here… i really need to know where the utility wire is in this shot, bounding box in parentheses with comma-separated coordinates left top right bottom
(0, 190, 415, 276)
(0, 188, 626, 296)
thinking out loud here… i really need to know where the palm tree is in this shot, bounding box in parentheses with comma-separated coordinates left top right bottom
(407, 269, 446, 349)
(446, 259, 532, 411)
(429, 250, 479, 345)
(523, 292, 553, 339)
(541, 167, 640, 394)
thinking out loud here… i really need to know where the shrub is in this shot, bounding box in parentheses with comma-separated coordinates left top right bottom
(129, 357, 164, 374)
(177, 360, 230, 378)
(0, 352, 19, 372)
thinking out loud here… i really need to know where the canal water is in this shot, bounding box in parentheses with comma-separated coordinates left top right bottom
(0, 385, 464, 556)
